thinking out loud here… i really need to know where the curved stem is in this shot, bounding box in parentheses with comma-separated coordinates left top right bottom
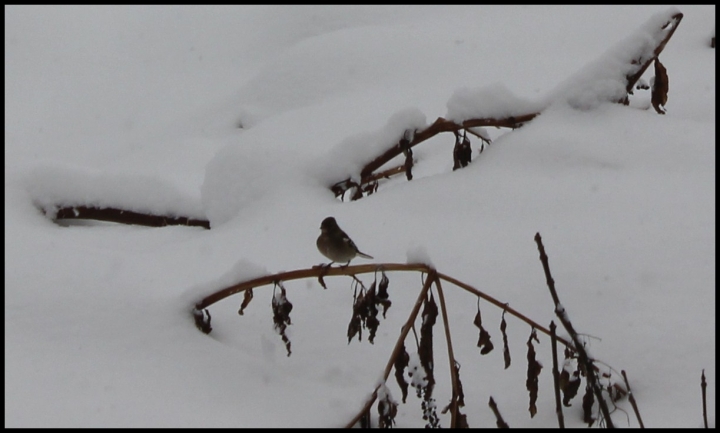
(433, 275, 460, 427)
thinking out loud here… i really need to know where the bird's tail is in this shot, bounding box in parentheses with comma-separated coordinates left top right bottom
(357, 251, 374, 259)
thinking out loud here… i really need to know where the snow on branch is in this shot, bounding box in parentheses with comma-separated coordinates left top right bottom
(330, 8, 683, 201)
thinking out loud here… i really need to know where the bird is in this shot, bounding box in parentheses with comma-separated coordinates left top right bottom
(316, 216, 373, 266)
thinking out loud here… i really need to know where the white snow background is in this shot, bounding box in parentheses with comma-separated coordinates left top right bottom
(4, 5, 715, 428)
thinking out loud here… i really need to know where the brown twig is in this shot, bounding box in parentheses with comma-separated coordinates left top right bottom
(550, 321, 565, 428)
(194, 263, 432, 310)
(51, 205, 210, 229)
(701, 369, 708, 428)
(433, 276, 460, 427)
(534, 232, 614, 428)
(331, 113, 538, 199)
(436, 271, 573, 348)
(195, 262, 573, 349)
(344, 271, 436, 428)
(621, 370, 644, 428)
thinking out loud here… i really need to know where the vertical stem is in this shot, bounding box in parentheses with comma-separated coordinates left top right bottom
(550, 321, 565, 428)
(344, 271, 436, 428)
(621, 370, 644, 428)
(534, 232, 614, 428)
(701, 370, 708, 428)
(433, 276, 460, 427)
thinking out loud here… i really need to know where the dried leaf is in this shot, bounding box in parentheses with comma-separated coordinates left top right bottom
(393, 343, 410, 403)
(318, 274, 327, 289)
(418, 292, 439, 428)
(377, 384, 399, 428)
(651, 58, 669, 114)
(560, 368, 581, 407)
(238, 288, 254, 315)
(455, 361, 465, 408)
(347, 289, 366, 343)
(473, 307, 494, 355)
(376, 271, 392, 317)
(500, 310, 511, 369)
(526, 328, 543, 418)
(452, 130, 472, 171)
(489, 396, 510, 428)
(193, 308, 212, 334)
(347, 276, 390, 345)
(271, 283, 293, 356)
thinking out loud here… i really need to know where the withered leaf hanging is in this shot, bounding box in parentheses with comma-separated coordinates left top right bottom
(377, 384, 399, 428)
(365, 282, 380, 344)
(489, 396, 510, 428)
(347, 288, 366, 343)
(238, 288, 254, 315)
(560, 356, 581, 407)
(346, 281, 381, 344)
(376, 270, 392, 318)
(651, 57, 669, 114)
(271, 282, 293, 357)
(419, 292, 439, 428)
(500, 309, 511, 368)
(393, 342, 410, 403)
(526, 328, 543, 418)
(474, 304, 494, 355)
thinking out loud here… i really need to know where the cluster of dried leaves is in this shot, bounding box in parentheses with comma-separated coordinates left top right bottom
(347, 271, 391, 344)
(271, 282, 293, 357)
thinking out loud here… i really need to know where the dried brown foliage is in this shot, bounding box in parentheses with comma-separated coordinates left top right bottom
(393, 342, 410, 403)
(651, 58, 669, 114)
(488, 396, 510, 428)
(416, 292, 440, 428)
(377, 385, 399, 428)
(193, 253, 640, 427)
(347, 271, 392, 344)
(560, 361, 582, 407)
(500, 310, 511, 369)
(238, 288, 254, 315)
(452, 130, 473, 171)
(473, 304, 494, 355)
(526, 328, 543, 418)
(271, 282, 293, 357)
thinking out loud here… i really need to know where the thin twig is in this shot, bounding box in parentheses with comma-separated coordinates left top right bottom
(621, 370, 644, 428)
(701, 369, 708, 428)
(534, 232, 614, 428)
(344, 271, 436, 428)
(550, 321, 565, 428)
(433, 276, 460, 427)
(436, 271, 573, 348)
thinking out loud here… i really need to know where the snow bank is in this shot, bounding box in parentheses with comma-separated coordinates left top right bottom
(25, 164, 206, 219)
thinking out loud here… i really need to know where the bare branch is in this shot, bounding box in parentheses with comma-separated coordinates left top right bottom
(51, 205, 210, 229)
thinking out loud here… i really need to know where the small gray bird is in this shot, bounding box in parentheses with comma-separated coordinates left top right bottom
(316, 217, 373, 265)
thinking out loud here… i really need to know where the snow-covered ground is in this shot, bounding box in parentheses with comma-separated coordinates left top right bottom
(5, 5, 715, 427)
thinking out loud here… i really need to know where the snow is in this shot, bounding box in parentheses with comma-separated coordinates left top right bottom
(446, 83, 545, 123)
(5, 5, 715, 428)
